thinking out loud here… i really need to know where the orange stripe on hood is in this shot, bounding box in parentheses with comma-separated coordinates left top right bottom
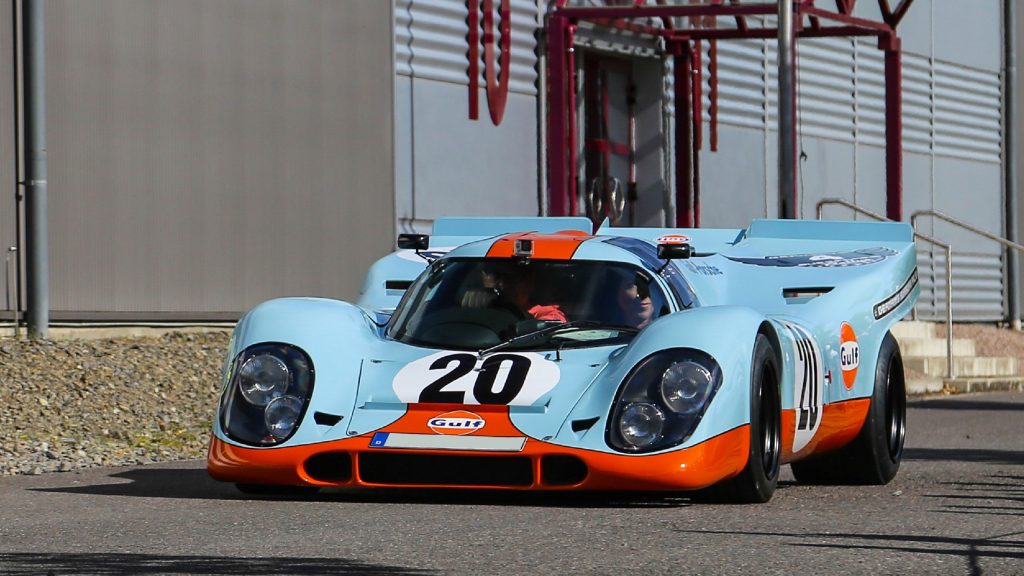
(486, 231, 593, 260)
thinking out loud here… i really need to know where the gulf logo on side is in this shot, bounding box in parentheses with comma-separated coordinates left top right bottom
(428, 410, 486, 436)
(840, 322, 860, 389)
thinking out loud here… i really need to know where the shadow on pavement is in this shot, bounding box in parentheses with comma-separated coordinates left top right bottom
(908, 399, 1024, 412)
(928, 474, 1024, 518)
(903, 447, 1024, 466)
(31, 467, 697, 509)
(677, 527, 1024, 576)
(0, 552, 433, 575)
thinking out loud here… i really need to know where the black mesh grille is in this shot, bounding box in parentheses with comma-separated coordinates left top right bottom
(358, 453, 533, 487)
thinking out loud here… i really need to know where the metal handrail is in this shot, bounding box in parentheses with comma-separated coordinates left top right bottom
(911, 209, 1024, 331)
(816, 199, 954, 378)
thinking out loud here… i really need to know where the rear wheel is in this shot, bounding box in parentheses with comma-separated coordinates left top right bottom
(790, 331, 906, 485)
(711, 334, 781, 503)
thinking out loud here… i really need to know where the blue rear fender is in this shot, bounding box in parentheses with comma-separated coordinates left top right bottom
(560, 305, 777, 451)
(215, 297, 381, 446)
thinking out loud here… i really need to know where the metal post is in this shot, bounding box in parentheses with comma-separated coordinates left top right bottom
(777, 0, 796, 219)
(23, 0, 46, 339)
(1004, 0, 1020, 329)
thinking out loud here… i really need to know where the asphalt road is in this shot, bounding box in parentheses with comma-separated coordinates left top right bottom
(1, 392, 1022, 576)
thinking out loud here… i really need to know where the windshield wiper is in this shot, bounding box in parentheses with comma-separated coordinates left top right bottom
(477, 320, 639, 360)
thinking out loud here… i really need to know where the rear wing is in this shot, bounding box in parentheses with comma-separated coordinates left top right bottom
(745, 219, 913, 243)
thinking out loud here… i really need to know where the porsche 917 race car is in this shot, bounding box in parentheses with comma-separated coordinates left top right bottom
(208, 217, 919, 502)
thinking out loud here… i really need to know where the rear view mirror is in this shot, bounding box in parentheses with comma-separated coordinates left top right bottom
(657, 243, 693, 260)
(397, 234, 429, 251)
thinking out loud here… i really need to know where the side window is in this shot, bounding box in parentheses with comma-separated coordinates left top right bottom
(603, 237, 699, 309)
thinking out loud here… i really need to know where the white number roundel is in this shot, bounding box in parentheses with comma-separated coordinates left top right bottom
(392, 351, 560, 406)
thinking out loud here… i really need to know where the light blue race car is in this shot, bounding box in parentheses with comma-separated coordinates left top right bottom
(208, 217, 918, 503)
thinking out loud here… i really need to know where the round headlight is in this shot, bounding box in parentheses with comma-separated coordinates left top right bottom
(238, 354, 290, 406)
(660, 361, 713, 415)
(618, 402, 666, 449)
(264, 395, 304, 440)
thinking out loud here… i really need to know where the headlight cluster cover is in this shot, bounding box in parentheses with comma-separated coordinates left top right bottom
(219, 343, 315, 447)
(607, 348, 722, 454)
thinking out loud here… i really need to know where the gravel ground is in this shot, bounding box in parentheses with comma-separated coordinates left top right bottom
(0, 332, 229, 476)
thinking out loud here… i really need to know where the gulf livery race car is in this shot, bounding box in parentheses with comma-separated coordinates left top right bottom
(208, 217, 919, 503)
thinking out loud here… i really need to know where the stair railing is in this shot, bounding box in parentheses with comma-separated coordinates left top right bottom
(816, 198, 954, 378)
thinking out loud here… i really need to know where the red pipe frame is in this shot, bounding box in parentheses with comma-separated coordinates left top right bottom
(546, 0, 912, 224)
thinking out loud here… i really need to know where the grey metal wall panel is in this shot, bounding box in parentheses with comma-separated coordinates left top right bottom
(47, 0, 394, 317)
(408, 79, 537, 221)
(934, 60, 1002, 163)
(933, 0, 1001, 71)
(0, 1, 15, 313)
(713, 39, 767, 130)
(853, 145, 887, 218)
(699, 126, 768, 228)
(797, 38, 856, 143)
(798, 138, 856, 218)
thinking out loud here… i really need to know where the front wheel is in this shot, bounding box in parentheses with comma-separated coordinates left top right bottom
(711, 334, 781, 503)
(791, 331, 906, 485)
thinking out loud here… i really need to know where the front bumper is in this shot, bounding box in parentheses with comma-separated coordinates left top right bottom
(209, 405, 749, 491)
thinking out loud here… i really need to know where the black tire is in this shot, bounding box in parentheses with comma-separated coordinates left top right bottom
(790, 331, 906, 485)
(235, 483, 320, 497)
(711, 334, 782, 503)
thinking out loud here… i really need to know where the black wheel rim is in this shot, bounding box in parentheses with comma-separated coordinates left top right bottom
(885, 356, 906, 461)
(759, 365, 781, 479)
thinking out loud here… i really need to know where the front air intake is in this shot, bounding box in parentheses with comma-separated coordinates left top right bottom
(304, 452, 353, 482)
(541, 455, 588, 486)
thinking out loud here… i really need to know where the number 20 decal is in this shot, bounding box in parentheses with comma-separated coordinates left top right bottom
(393, 351, 561, 406)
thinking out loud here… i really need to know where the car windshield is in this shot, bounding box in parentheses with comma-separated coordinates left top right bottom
(387, 258, 671, 351)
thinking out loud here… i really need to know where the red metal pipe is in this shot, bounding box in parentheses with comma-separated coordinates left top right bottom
(665, 27, 883, 41)
(883, 34, 903, 220)
(468, 0, 479, 120)
(674, 42, 693, 228)
(555, 4, 777, 20)
(482, 0, 511, 125)
(709, 39, 718, 152)
(547, 14, 569, 216)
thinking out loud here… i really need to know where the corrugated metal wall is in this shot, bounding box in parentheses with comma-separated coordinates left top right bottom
(394, 0, 541, 233)
(695, 1, 1006, 321)
(38, 0, 395, 319)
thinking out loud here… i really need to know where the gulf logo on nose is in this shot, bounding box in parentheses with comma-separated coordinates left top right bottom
(840, 322, 860, 389)
(428, 410, 486, 435)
